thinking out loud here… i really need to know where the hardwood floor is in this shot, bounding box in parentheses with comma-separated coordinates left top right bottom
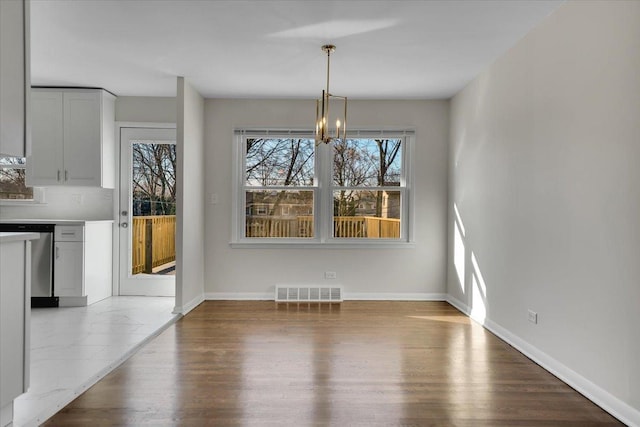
(45, 301, 623, 426)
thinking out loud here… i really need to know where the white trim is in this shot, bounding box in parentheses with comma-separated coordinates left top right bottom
(204, 292, 446, 301)
(234, 128, 416, 138)
(0, 199, 46, 206)
(112, 122, 176, 298)
(446, 296, 639, 427)
(58, 296, 88, 307)
(173, 293, 204, 315)
(345, 292, 447, 301)
(230, 241, 416, 249)
(205, 292, 272, 300)
(116, 121, 176, 129)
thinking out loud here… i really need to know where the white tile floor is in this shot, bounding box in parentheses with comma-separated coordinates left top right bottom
(13, 296, 179, 427)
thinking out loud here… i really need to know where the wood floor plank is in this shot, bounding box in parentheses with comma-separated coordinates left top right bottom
(44, 301, 624, 426)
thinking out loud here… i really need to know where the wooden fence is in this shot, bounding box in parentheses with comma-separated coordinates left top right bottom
(246, 216, 400, 239)
(132, 215, 176, 274)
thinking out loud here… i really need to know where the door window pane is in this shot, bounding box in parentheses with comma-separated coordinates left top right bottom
(131, 142, 176, 275)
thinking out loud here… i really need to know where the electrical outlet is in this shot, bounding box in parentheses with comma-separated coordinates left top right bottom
(528, 309, 538, 324)
(324, 271, 337, 279)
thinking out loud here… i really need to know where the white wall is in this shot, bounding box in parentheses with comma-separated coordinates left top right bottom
(0, 187, 114, 220)
(115, 96, 176, 123)
(204, 99, 449, 299)
(174, 77, 205, 313)
(448, 1, 640, 424)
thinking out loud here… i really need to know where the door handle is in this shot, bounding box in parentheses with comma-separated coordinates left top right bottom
(121, 222, 128, 228)
(55, 246, 60, 259)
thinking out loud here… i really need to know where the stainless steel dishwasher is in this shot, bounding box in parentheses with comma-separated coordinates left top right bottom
(0, 223, 59, 307)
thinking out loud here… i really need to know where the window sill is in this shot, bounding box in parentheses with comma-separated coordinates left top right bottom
(0, 188, 46, 206)
(230, 241, 416, 249)
(0, 200, 47, 207)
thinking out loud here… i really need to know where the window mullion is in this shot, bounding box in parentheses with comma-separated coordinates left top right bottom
(318, 143, 331, 243)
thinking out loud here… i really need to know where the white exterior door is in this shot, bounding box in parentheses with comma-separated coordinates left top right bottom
(119, 127, 176, 296)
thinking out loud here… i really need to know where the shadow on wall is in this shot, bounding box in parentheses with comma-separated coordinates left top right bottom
(453, 203, 488, 324)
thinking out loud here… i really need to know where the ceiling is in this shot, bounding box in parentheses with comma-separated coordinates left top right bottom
(30, 0, 563, 99)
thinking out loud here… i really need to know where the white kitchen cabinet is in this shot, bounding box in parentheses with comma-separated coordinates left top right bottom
(0, 232, 36, 427)
(26, 90, 63, 185)
(54, 241, 83, 298)
(53, 222, 113, 306)
(27, 88, 116, 188)
(0, 0, 30, 157)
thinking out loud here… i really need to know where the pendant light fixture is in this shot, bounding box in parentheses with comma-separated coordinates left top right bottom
(315, 45, 347, 145)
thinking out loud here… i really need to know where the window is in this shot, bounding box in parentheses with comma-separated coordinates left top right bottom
(0, 157, 33, 200)
(242, 136, 315, 238)
(234, 130, 412, 246)
(332, 138, 403, 239)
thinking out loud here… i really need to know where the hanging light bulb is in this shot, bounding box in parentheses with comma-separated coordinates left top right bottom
(315, 45, 347, 145)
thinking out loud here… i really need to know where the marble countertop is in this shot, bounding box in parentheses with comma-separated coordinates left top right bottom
(0, 232, 41, 243)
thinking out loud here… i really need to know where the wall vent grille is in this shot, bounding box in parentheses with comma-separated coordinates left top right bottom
(275, 286, 343, 302)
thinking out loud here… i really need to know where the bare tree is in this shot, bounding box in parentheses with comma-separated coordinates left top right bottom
(132, 143, 177, 215)
(245, 138, 315, 236)
(245, 138, 314, 187)
(375, 139, 401, 216)
(331, 139, 402, 217)
(333, 139, 373, 216)
(0, 158, 31, 199)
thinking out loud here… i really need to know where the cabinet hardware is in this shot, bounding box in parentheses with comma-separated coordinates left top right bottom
(57, 170, 61, 181)
(55, 246, 60, 259)
(65, 170, 68, 181)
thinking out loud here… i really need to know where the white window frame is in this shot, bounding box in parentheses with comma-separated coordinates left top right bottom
(231, 129, 415, 248)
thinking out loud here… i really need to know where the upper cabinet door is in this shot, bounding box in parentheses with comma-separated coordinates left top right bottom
(27, 91, 64, 186)
(0, 0, 29, 157)
(27, 88, 115, 188)
(63, 91, 101, 186)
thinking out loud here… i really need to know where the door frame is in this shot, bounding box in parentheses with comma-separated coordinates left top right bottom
(113, 122, 176, 298)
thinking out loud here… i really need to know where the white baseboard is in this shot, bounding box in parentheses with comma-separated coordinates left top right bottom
(205, 292, 272, 300)
(205, 292, 447, 301)
(173, 293, 205, 315)
(446, 296, 639, 427)
(58, 296, 88, 307)
(1, 402, 12, 427)
(345, 292, 447, 301)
